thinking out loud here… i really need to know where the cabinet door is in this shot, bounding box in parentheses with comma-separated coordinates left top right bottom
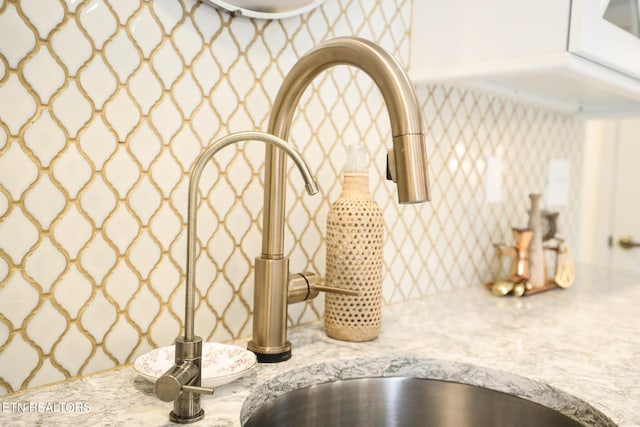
(569, 0, 640, 79)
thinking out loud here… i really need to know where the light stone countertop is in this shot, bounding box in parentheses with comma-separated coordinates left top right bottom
(1, 265, 639, 426)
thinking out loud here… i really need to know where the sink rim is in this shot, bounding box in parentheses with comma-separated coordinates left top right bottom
(240, 356, 615, 427)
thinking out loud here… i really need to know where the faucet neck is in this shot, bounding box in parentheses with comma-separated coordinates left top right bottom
(267, 37, 424, 139)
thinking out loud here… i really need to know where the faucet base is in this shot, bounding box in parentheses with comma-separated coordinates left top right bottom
(254, 350, 291, 363)
(170, 409, 204, 424)
(247, 339, 292, 363)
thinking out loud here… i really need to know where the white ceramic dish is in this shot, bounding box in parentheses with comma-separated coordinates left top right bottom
(133, 342, 257, 388)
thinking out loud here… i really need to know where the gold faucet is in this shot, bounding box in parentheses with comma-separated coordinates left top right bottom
(248, 37, 432, 363)
(154, 131, 318, 424)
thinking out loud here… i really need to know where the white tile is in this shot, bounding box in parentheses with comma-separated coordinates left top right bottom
(63, 0, 83, 13)
(104, 146, 140, 198)
(104, 204, 139, 255)
(104, 260, 138, 309)
(80, 290, 116, 342)
(52, 204, 92, 259)
(0, 272, 39, 328)
(150, 96, 182, 143)
(104, 28, 141, 83)
(0, 3, 36, 68)
(22, 111, 65, 168)
(192, 2, 221, 42)
(153, 157, 183, 203)
(80, 233, 117, 285)
(79, 175, 116, 227)
(82, 346, 115, 374)
(51, 18, 92, 76)
(79, 54, 117, 110)
(210, 78, 238, 123)
(0, 208, 38, 264)
(208, 180, 236, 219)
(20, 0, 65, 39)
(53, 264, 93, 318)
(223, 296, 250, 338)
(127, 285, 160, 331)
(262, 20, 287, 57)
(191, 100, 220, 143)
(107, 0, 139, 25)
(228, 57, 254, 100)
(51, 81, 92, 138)
(149, 256, 181, 301)
(130, 5, 163, 58)
(0, 141, 38, 201)
(129, 63, 163, 115)
(152, 40, 183, 89)
(53, 324, 92, 376)
(104, 316, 139, 364)
(26, 360, 66, 389)
(152, 0, 183, 35)
(129, 120, 161, 169)
(0, 74, 37, 135)
(173, 17, 202, 66)
(104, 87, 140, 141)
(78, 116, 117, 170)
(173, 72, 202, 118)
(22, 45, 65, 104)
(149, 310, 180, 348)
(0, 334, 39, 392)
(0, 118, 5, 150)
(52, 143, 92, 198)
(129, 175, 161, 225)
(24, 237, 66, 293)
(0, 320, 8, 352)
(24, 174, 66, 230)
(79, 0, 117, 50)
(191, 49, 220, 95)
(25, 300, 67, 354)
(210, 30, 238, 72)
(171, 126, 201, 171)
(193, 305, 217, 340)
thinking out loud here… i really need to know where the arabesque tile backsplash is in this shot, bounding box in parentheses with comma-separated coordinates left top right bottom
(0, 0, 583, 395)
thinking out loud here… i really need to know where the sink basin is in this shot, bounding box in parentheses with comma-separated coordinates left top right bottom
(240, 357, 615, 427)
(243, 376, 583, 427)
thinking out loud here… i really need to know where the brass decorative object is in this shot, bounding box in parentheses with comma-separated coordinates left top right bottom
(551, 240, 575, 289)
(510, 227, 533, 283)
(487, 235, 575, 297)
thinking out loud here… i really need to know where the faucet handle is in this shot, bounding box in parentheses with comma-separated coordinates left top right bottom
(313, 284, 360, 296)
(386, 150, 397, 182)
(182, 385, 215, 395)
(155, 361, 214, 402)
(288, 272, 359, 304)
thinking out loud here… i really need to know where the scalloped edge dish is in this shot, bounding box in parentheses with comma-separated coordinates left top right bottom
(133, 342, 257, 388)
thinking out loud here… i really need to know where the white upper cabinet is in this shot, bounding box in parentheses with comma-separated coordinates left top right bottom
(410, 0, 640, 115)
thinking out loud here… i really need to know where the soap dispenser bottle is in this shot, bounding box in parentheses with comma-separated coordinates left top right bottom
(324, 143, 384, 341)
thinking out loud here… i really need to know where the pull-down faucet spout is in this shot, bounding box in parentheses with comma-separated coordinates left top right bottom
(248, 37, 431, 363)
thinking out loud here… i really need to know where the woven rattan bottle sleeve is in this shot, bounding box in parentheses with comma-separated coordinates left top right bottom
(324, 172, 384, 342)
